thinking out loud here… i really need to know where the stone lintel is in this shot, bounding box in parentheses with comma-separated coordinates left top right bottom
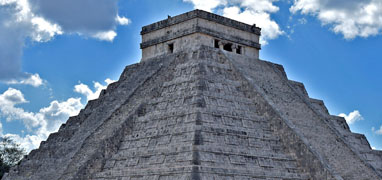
(141, 9, 261, 36)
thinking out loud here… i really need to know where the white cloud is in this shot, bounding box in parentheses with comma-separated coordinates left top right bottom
(0, 88, 28, 105)
(183, 0, 226, 12)
(28, 0, 128, 40)
(105, 78, 117, 85)
(0, 88, 40, 130)
(0, 88, 83, 129)
(290, 0, 382, 39)
(183, 0, 283, 44)
(116, 15, 130, 26)
(30, 16, 62, 42)
(1, 97, 83, 152)
(372, 126, 382, 135)
(0, 0, 39, 83)
(223, 5, 283, 44)
(0, 88, 83, 152)
(338, 110, 364, 125)
(0, 78, 115, 152)
(91, 30, 117, 42)
(3, 133, 40, 153)
(0, 0, 128, 84)
(6, 73, 45, 87)
(74, 78, 116, 101)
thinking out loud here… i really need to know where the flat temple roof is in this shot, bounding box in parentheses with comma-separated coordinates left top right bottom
(141, 9, 261, 36)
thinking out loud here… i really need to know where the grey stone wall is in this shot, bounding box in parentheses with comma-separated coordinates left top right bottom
(140, 10, 260, 61)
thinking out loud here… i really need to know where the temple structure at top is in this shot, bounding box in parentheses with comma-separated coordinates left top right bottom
(140, 9, 261, 61)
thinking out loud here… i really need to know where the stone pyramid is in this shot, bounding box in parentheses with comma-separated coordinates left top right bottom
(4, 10, 382, 180)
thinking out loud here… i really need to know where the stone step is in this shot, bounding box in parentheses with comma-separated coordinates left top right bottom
(329, 115, 351, 133)
(344, 132, 372, 151)
(288, 80, 309, 97)
(309, 98, 329, 115)
(360, 150, 382, 169)
(195, 145, 296, 161)
(95, 166, 310, 180)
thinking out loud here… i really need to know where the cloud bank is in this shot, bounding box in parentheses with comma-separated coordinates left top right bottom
(290, 0, 382, 39)
(0, 78, 115, 152)
(0, 0, 129, 85)
(183, 0, 283, 44)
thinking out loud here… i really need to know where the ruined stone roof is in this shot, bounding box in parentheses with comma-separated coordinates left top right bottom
(3, 10, 382, 180)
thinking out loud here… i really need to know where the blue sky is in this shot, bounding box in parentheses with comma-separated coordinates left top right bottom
(0, 0, 381, 152)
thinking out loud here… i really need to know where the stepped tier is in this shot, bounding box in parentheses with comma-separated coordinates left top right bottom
(5, 47, 381, 180)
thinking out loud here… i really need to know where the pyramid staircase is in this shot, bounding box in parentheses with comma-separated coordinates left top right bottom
(5, 47, 382, 180)
(92, 48, 311, 180)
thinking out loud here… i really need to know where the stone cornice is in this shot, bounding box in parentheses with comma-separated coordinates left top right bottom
(140, 26, 261, 49)
(141, 9, 261, 36)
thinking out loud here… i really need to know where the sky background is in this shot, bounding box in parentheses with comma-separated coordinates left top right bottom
(0, 0, 381, 152)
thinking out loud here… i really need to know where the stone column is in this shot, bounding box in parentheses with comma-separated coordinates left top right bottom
(232, 44, 238, 53)
(218, 41, 224, 50)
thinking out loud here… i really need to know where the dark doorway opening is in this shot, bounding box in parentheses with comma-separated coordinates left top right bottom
(236, 46, 242, 54)
(168, 43, 174, 53)
(223, 43, 233, 52)
(214, 39, 220, 48)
